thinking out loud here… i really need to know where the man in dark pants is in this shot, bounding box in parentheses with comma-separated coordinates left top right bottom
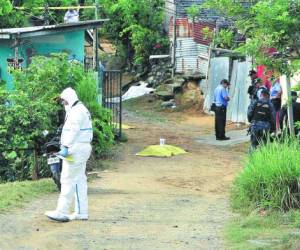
(247, 70, 258, 100)
(213, 79, 231, 140)
(247, 89, 276, 151)
(279, 91, 300, 135)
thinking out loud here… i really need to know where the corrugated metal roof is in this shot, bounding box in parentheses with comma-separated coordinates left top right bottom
(176, 0, 256, 21)
(193, 22, 215, 45)
(0, 20, 108, 39)
(0, 26, 48, 34)
(169, 18, 215, 46)
(176, 18, 191, 37)
(177, 0, 219, 21)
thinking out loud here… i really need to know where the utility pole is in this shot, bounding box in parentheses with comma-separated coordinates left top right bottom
(93, 1, 100, 104)
(286, 76, 295, 136)
(93, 1, 99, 71)
(14, 37, 19, 69)
(171, 0, 177, 78)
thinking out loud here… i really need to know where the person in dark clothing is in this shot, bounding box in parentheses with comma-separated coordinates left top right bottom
(247, 89, 276, 151)
(213, 79, 231, 140)
(279, 91, 300, 135)
(247, 70, 258, 100)
(252, 78, 269, 101)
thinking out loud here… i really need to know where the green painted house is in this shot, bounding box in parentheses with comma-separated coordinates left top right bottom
(0, 20, 107, 90)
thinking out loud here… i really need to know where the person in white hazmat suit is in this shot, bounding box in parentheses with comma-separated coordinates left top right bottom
(45, 87, 93, 222)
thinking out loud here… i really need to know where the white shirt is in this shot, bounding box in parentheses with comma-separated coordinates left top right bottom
(64, 10, 79, 23)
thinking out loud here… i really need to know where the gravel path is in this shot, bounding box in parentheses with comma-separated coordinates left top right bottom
(0, 110, 244, 250)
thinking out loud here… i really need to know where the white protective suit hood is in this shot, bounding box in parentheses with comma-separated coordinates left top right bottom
(60, 87, 79, 107)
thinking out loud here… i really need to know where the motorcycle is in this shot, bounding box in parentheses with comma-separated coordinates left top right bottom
(43, 127, 62, 191)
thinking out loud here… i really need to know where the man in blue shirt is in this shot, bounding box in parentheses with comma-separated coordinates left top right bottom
(255, 78, 268, 101)
(213, 79, 231, 140)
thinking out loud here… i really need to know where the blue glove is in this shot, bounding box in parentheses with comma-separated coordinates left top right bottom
(58, 146, 68, 157)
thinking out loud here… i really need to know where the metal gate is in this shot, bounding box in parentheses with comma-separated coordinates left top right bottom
(102, 70, 122, 139)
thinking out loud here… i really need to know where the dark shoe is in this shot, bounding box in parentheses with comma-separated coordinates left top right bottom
(217, 136, 230, 141)
(222, 136, 230, 140)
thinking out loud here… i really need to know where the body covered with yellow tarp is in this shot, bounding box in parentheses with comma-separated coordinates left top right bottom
(136, 145, 187, 157)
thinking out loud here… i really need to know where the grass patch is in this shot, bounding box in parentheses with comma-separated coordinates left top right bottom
(231, 138, 300, 212)
(225, 210, 300, 249)
(226, 138, 300, 249)
(0, 179, 56, 213)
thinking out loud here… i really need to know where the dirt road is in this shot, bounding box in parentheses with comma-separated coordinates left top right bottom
(0, 110, 245, 250)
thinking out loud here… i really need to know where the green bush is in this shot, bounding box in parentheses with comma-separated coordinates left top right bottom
(232, 138, 300, 212)
(99, 0, 169, 68)
(0, 85, 57, 181)
(0, 53, 114, 182)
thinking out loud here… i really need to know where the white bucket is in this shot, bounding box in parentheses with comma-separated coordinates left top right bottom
(160, 138, 166, 146)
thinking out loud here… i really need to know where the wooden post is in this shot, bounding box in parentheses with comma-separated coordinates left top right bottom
(14, 38, 19, 69)
(204, 29, 216, 111)
(171, 0, 177, 78)
(286, 76, 295, 136)
(32, 149, 39, 180)
(43, 3, 49, 25)
(93, 1, 99, 71)
(205, 45, 212, 97)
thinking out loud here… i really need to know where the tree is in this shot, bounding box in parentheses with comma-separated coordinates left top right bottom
(2, 0, 169, 68)
(202, 0, 300, 76)
(186, 4, 202, 23)
(98, 0, 169, 68)
(202, 0, 300, 135)
(0, 0, 13, 16)
(0, 54, 114, 181)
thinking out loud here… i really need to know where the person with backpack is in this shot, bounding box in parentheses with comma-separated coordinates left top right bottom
(247, 89, 276, 151)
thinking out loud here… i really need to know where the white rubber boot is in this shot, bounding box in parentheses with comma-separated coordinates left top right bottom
(68, 212, 88, 221)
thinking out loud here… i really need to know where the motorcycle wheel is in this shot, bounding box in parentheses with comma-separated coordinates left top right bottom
(52, 172, 61, 191)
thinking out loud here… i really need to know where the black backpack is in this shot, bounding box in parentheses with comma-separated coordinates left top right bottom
(253, 100, 271, 122)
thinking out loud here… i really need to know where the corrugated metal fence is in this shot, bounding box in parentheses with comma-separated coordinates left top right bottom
(193, 22, 214, 45)
(203, 57, 253, 123)
(175, 37, 209, 75)
(168, 17, 215, 75)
